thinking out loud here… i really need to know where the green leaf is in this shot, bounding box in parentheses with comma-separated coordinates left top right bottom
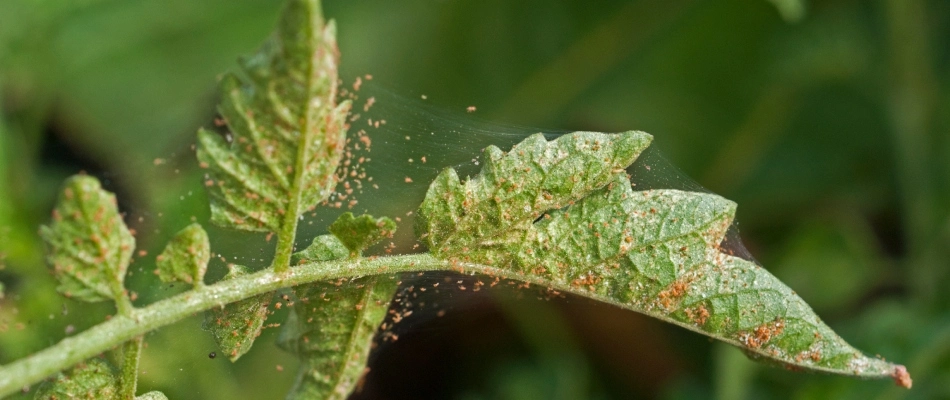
(39, 175, 134, 303)
(328, 213, 397, 257)
(196, 0, 348, 233)
(280, 233, 398, 399)
(417, 131, 907, 381)
(135, 391, 169, 400)
(204, 265, 271, 362)
(278, 277, 396, 400)
(292, 234, 349, 266)
(34, 358, 119, 400)
(417, 131, 652, 255)
(154, 223, 210, 286)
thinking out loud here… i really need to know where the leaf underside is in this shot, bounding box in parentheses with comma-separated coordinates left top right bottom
(155, 223, 210, 286)
(34, 358, 119, 400)
(39, 175, 134, 303)
(281, 277, 396, 400)
(418, 131, 903, 380)
(328, 212, 397, 256)
(205, 265, 271, 362)
(281, 233, 397, 399)
(196, 0, 349, 233)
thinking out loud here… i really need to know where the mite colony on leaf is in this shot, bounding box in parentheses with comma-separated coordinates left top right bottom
(4, 0, 912, 399)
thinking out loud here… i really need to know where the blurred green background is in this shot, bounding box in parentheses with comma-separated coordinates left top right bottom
(1, 0, 949, 398)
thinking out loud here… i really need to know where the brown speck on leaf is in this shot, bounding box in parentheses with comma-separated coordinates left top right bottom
(466, 106, 476, 112)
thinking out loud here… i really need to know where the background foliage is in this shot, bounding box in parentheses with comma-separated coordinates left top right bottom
(1, 0, 948, 399)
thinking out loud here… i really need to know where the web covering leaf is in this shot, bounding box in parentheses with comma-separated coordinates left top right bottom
(417, 131, 903, 379)
(196, 0, 349, 233)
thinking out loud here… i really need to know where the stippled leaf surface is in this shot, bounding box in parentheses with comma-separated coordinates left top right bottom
(293, 234, 349, 266)
(154, 223, 209, 286)
(328, 213, 396, 257)
(280, 233, 397, 399)
(34, 358, 118, 400)
(39, 175, 134, 303)
(205, 265, 270, 362)
(418, 131, 652, 255)
(196, 0, 349, 232)
(417, 131, 906, 382)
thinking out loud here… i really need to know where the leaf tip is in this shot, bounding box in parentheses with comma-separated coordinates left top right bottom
(892, 365, 912, 389)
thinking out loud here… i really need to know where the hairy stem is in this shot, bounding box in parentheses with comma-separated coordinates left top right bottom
(0, 254, 444, 397)
(118, 337, 143, 399)
(0, 253, 903, 397)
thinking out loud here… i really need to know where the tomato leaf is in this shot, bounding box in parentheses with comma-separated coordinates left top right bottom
(417, 131, 906, 381)
(154, 223, 210, 286)
(204, 265, 271, 362)
(40, 175, 134, 303)
(34, 358, 119, 400)
(328, 213, 397, 257)
(196, 0, 348, 233)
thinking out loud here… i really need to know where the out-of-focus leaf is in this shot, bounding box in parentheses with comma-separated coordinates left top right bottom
(417, 131, 909, 383)
(196, 0, 349, 233)
(204, 264, 270, 362)
(39, 175, 134, 303)
(136, 391, 169, 400)
(33, 358, 119, 400)
(328, 212, 396, 257)
(772, 221, 883, 313)
(154, 223, 210, 286)
(768, 0, 806, 23)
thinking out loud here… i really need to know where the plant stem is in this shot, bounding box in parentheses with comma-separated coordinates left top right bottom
(0, 254, 444, 397)
(118, 337, 143, 399)
(0, 253, 904, 396)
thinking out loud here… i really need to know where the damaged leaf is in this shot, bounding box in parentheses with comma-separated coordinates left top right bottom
(205, 265, 271, 362)
(292, 234, 349, 266)
(39, 175, 135, 303)
(280, 227, 398, 399)
(196, 0, 349, 233)
(154, 223, 210, 286)
(34, 358, 118, 400)
(328, 213, 397, 257)
(278, 277, 396, 400)
(417, 131, 907, 382)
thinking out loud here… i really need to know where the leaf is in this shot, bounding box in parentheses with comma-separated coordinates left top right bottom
(279, 277, 396, 400)
(328, 213, 397, 257)
(279, 231, 397, 399)
(417, 131, 652, 255)
(417, 131, 908, 381)
(204, 265, 271, 362)
(196, 0, 349, 233)
(292, 234, 349, 266)
(154, 223, 210, 286)
(34, 358, 119, 400)
(135, 392, 169, 400)
(39, 175, 135, 303)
